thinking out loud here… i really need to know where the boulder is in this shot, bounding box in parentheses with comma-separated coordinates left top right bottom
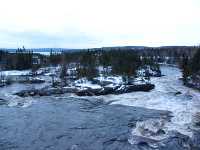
(0, 98, 7, 105)
(75, 83, 155, 96)
(28, 77, 45, 84)
(175, 91, 182, 95)
(15, 89, 40, 97)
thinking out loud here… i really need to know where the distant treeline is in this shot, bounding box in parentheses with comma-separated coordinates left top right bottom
(1, 46, 199, 77)
(0, 48, 48, 70)
(48, 46, 199, 64)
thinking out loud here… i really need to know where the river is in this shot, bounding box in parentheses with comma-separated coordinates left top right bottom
(0, 66, 200, 150)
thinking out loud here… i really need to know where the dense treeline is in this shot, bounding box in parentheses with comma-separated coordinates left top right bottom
(100, 46, 198, 65)
(33, 46, 200, 86)
(190, 48, 200, 73)
(0, 48, 47, 70)
(58, 49, 158, 83)
(181, 47, 200, 84)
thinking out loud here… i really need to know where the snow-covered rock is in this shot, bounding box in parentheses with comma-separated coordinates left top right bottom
(94, 75, 123, 86)
(137, 65, 161, 77)
(27, 77, 45, 83)
(74, 78, 102, 90)
(186, 72, 200, 90)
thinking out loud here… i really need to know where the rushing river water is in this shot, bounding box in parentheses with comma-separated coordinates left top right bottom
(100, 66, 200, 140)
(79, 66, 200, 144)
(0, 66, 200, 150)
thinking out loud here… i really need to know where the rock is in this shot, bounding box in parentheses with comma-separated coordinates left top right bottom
(15, 86, 79, 97)
(192, 112, 200, 126)
(28, 77, 45, 84)
(160, 131, 192, 150)
(129, 135, 158, 147)
(75, 89, 92, 96)
(0, 83, 5, 87)
(156, 129, 166, 135)
(15, 83, 155, 97)
(0, 98, 7, 105)
(191, 130, 200, 149)
(76, 84, 155, 96)
(175, 91, 182, 95)
(92, 79, 113, 86)
(126, 84, 155, 92)
(98, 86, 117, 95)
(185, 73, 200, 91)
(63, 87, 78, 93)
(15, 89, 38, 97)
(129, 118, 166, 144)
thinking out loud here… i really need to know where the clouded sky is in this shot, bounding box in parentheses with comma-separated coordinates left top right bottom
(0, 0, 200, 48)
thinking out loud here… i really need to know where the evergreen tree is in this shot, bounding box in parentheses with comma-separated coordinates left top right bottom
(60, 54, 68, 86)
(77, 51, 98, 80)
(181, 55, 191, 84)
(191, 48, 200, 73)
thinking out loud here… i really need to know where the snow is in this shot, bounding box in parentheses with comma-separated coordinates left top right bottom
(134, 77, 149, 85)
(73, 76, 124, 90)
(95, 75, 123, 85)
(104, 83, 116, 88)
(28, 77, 45, 82)
(2, 70, 31, 76)
(74, 78, 102, 90)
(137, 65, 158, 77)
(35, 68, 45, 75)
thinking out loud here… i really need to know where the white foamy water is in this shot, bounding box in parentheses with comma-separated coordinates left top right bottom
(1, 92, 35, 108)
(93, 66, 200, 139)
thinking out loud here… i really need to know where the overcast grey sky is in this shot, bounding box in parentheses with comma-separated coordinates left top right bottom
(0, 0, 200, 48)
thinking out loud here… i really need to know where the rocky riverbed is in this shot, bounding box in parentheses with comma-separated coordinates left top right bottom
(0, 66, 200, 150)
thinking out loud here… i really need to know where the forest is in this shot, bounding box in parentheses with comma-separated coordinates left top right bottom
(0, 46, 200, 89)
(0, 48, 159, 83)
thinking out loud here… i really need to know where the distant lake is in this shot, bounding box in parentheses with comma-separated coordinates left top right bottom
(3, 48, 79, 55)
(33, 51, 51, 55)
